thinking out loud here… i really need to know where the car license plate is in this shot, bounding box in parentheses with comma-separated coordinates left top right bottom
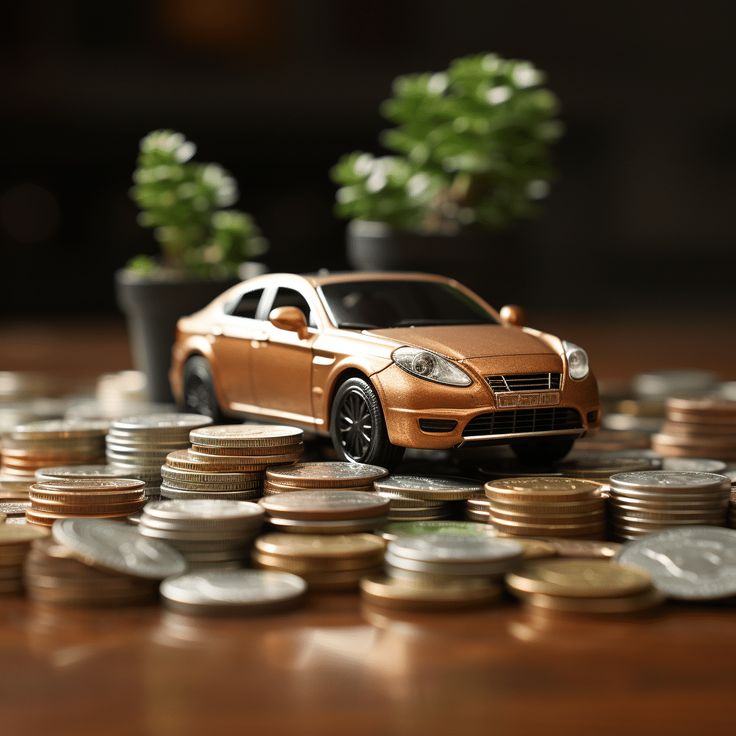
(496, 391, 560, 409)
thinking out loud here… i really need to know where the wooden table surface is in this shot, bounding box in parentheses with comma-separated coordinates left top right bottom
(2, 315, 736, 736)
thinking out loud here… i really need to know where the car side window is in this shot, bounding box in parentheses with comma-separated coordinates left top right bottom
(226, 288, 265, 319)
(270, 288, 317, 328)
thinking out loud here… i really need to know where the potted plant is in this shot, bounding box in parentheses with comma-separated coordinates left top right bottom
(331, 53, 562, 304)
(116, 130, 267, 402)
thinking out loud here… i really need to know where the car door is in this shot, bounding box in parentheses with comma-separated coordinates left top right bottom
(250, 286, 318, 423)
(208, 287, 268, 409)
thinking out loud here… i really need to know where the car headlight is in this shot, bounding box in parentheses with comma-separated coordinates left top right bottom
(392, 347, 472, 387)
(563, 340, 590, 380)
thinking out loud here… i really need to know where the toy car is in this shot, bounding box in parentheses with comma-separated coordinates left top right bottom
(170, 272, 600, 468)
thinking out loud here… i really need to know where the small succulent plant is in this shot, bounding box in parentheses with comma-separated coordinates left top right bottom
(129, 130, 267, 277)
(332, 53, 563, 234)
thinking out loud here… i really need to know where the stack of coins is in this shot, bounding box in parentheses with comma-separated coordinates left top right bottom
(608, 470, 730, 540)
(260, 490, 390, 534)
(35, 464, 144, 484)
(373, 475, 481, 521)
(24, 518, 186, 606)
(554, 451, 661, 482)
(662, 457, 727, 474)
(138, 499, 264, 569)
(466, 494, 491, 522)
(485, 477, 606, 539)
(0, 525, 48, 594)
(160, 569, 307, 616)
(253, 533, 384, 590)
(384, 534, 523, 588)
(160, 424, 304, 500)
(26, 478, 147, 527)
(106, 414, 213, 498)
(379, 520, 496, 543)
(0, 501, 31, 524)
(653, 398, 736, 461)
(264, 461, 386, 495)
(506, 558, 662, 615)
(1, 420, 108, 497)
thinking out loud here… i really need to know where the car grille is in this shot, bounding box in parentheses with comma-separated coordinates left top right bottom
(463, 408, 582, 438)
(485, 372, 562, 392)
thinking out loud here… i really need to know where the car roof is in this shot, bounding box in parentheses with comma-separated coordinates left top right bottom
(301, 271, 455, 287)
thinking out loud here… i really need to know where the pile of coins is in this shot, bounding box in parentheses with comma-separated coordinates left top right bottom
(264, 461, 386, 495)
(35, 463, 144, 484)
(654, 398, 736, 460)
(368, 534, 523, 610)
(466, 494, 491, 523)
(26, 478, 146, 527)
(24, 518, 185, 606)
(260, 490, 389, 534)
(0, 525, 48, 594)
(379, 519, 496, 543)
(1, 420, 108, 497)
(253, 533, 384, 590)
(506, 558, 663, 614)
(373, 475, 482, 521)
(160, 569, 307, 616)
(161, 424, 304, 500)
(555, 451, 661, 481)
(485, 477, 606, 539)
(138, 499, 264, 569)
(107, 414, 213, 498)
(608, 471, 730, 540)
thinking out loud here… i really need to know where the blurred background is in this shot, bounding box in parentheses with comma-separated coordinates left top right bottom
(1, 0, 735, 374)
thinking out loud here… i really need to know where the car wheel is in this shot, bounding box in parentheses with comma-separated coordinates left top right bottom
(330, 377, 404, 469)
(511, 436, 576, 466)
(182, 356, 224, 421)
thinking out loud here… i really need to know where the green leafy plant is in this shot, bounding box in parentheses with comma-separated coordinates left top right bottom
(129, 130, 267, 277)
(332, 53, 562, 233)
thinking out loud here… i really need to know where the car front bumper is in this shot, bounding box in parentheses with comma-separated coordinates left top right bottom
(370, 362, 601, 450)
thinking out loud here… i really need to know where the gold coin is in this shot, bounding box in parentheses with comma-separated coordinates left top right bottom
(485, 477, 603, 502)
(498, 538, 557, 560)
(360, 575, 503, 610)
(252, 551, 383, 572)
(537, 538, 621, 559)
(254, 532, 384, 558)
(506, 559, 652, 598)
(518, 587, 664, 614)
(188, 448, 302, 466)
(188, 424, 304, 448)
(190, 442, 304, 457)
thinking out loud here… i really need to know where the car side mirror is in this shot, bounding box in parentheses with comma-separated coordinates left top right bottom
(269, 306, 309, 339)
(499, 304, 526, 327)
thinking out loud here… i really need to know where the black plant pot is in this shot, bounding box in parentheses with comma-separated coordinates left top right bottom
(346, 220, 527, 308)
(115, 271, 238, 403)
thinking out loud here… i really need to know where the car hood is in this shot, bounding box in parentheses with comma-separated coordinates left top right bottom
(365, 325, 557, 360)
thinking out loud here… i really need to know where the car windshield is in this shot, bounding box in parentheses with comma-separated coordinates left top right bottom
(319, 280, 497, 329)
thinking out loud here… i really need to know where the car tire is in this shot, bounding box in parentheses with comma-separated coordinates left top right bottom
(330, 377, 404, 469)
(511, 436, 576, 466)
(182, 356, 225, 422)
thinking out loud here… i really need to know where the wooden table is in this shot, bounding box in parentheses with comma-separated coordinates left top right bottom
(2, 316, 736, 736)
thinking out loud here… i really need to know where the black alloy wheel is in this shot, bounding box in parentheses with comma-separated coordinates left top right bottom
(330, 377, 404, 469)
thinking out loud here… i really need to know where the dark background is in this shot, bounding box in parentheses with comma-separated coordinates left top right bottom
(2, 0, 735, 317)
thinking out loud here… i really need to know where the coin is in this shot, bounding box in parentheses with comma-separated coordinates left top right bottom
(388, 534, 522, 564)
(360, 575, 503, 610)
(263, 479, 376, 494)
(265, 462, 388, 488)
(0, 502, 30, 517)
(555, 453, 660, 479)
(254, 533, 384, 559)
(160, 486, 262, 501)
(662, 458, 728, 474)
(144, 498, 264, 523)
(9, 419, 109, 440)
(51, 518, 186, 579)
(267, 516, 387, 534)
(506, 559, 652, 598)
(518, 588, 664, 614)
(373, 475, 483, 501)
(615, 526, 736, 599)
(112, 413, 213, 432)
(160, 569, 307, 615)
(485, 477, 604, 502)
(379, 520, 495, 542)
(165, 450, 271, 473)
(34, 464, 139, 482)
(261, 490, 389, 520)
(610, 470, 730, 493)
(188, 424, 303, 447)
(188, 448, 302, 466)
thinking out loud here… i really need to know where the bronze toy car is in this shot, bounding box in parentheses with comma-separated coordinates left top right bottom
(170, 272, 600, 467)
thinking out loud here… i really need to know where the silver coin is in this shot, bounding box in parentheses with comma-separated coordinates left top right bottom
(143, 499, 264, 523)
(380, 520, 496, 542)
(662, 458, 728, 474)
(388, 534, 522, 564)
(35, 464, 136, 482)
(10, 419, 109, 438)
(374, 475, 483, 499)
(610, 471, 731, 492)
(189, 424, 303, 445)
(160, 486, 262, 501)
(52, 518, 187, 579)
(112, 413, 213, 431)
(266, 462, 388, 483)
(384, 551, 515, 577)
(0, 501, 30, 516)
(267, 516, 386, 532)
(160, 569, 306, 611)
(616, 526, 736, 599)
(262, 490, 387, 514)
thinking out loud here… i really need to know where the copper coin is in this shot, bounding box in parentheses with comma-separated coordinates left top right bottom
(188, 424, 303, 448)
(485, 477, 603, 502)
(266, 462, 388, 488)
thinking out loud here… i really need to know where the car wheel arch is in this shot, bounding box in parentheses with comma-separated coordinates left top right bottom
(325, 368, 376, 432)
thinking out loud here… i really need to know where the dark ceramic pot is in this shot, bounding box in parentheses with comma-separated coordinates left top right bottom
(115, 271, 238, 403)
(346, 220, 525, 307)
